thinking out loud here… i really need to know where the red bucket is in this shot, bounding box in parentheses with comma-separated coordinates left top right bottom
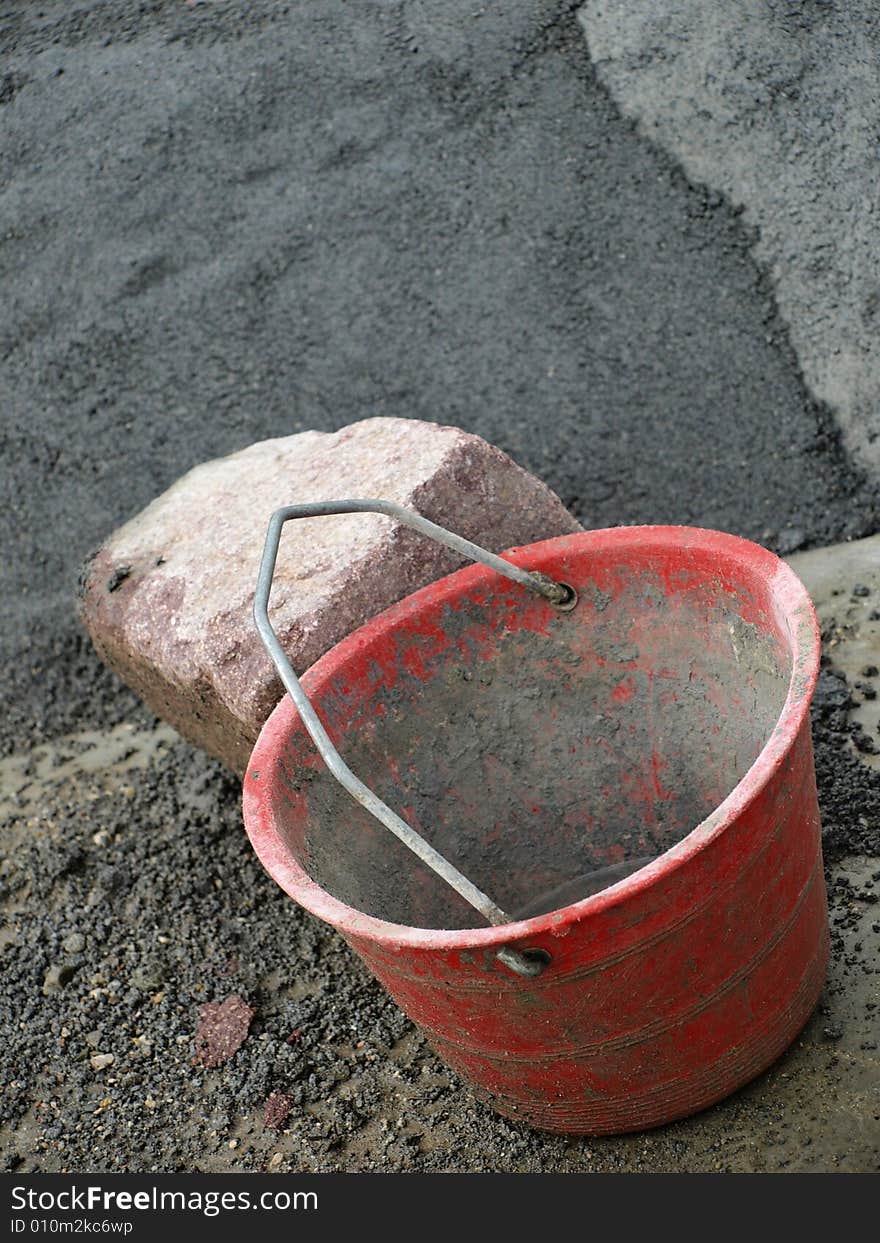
(243, 507, 827, 1135)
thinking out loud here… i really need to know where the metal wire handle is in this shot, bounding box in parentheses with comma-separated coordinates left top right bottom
(253, 499, 577, 978)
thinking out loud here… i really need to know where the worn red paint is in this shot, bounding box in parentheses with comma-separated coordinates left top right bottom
(612, 677, 636, 704)
(243, 527, 827, 1135)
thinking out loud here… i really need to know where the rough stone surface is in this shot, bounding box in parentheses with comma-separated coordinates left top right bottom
(77, 418, 581, 775)
(194, 995, 255, 1069)
(578, 0, 880, 474)
(263, 1091, 294, 1132)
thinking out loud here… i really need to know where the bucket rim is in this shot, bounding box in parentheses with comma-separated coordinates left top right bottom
(243, 524, 821, 952)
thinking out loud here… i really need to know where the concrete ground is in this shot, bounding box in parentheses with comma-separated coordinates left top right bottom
(1, 1, 878, 1173)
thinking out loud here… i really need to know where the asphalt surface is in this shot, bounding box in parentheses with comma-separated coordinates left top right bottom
(3, 0, 879, 752)
(1, 1, 879, 1173)
(582, 0, 880, 477)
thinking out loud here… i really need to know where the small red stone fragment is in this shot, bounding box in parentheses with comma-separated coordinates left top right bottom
(263, 1091, 294, 1130)
(194, 994, 254, 1068)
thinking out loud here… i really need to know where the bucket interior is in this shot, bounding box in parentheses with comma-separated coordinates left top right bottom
(266, 536, 795, 930)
